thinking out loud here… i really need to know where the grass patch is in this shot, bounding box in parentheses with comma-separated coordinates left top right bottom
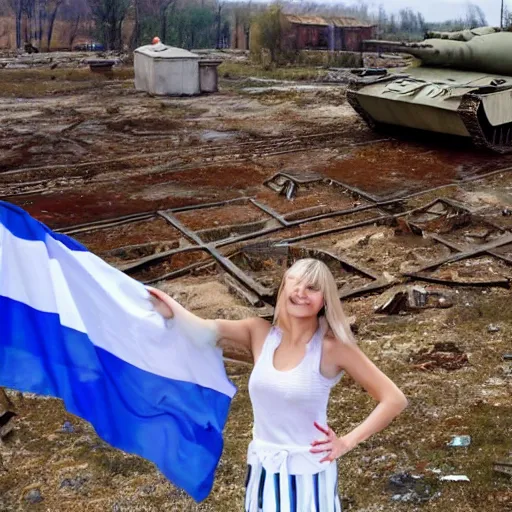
(218, 61, 328, 82)
(0, 66, 134, 98)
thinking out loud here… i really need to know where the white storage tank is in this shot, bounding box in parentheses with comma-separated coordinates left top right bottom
(134, 43, 200, 96)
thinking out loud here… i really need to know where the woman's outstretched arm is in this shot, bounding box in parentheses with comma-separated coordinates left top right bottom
(146, 286, 269, 353)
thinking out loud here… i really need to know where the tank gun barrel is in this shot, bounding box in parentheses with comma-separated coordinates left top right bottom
(364, 32, 512, 76)
(362, 40, 436, 59)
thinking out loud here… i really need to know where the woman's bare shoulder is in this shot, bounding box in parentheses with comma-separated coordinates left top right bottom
(245, 318, 272, 362)
(249, 317, 273, 341)
(322, 332, 357, 358)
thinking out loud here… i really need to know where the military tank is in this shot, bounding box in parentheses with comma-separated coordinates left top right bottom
(347, 27, 512, 152)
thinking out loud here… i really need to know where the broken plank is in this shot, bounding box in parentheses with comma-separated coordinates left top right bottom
(403, 272, 510, 288)
(493, 461, 512, 477)
(210, 248, 274, 300)
(120, 246, 201, 273)
(142, 258, 216, 285)
(158, 210, 204, 246)
(428, 233, 466, 252)
(57, 212, 154, 234)
(170, 196, 250, 213)
(428, 233, 512, 267)
(249, 199, 289, 226)
(158, 210, 274, 300)
(289, 245, 381, 281)
(339, 279, 394, 300)
(408, 233, 512, 273)
(221, 273, 264, 307)
(280, 215, 391, 244)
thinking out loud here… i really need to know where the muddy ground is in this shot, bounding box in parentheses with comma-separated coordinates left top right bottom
(0, 54, 511, 511)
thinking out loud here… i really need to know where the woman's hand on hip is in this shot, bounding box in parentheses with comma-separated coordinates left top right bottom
(310, 421, 355, 463)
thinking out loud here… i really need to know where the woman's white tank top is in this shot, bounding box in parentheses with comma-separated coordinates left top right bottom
(248, 324, 343, 447)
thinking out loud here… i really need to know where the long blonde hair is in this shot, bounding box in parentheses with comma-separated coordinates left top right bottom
(273, 258, 356, 344)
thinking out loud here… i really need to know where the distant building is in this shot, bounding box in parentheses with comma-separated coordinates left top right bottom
(283, 14, 376, 52)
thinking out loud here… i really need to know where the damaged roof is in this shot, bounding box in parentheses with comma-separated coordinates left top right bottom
(283, 14, 375, 28)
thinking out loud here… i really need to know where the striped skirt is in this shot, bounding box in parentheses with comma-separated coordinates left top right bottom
(244, 459, 342, 512)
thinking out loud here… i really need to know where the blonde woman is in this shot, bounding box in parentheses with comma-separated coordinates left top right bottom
(148, 258, 408, 511)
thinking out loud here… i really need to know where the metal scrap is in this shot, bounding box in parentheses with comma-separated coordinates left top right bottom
(440, 475, 470, 482)
(447, 435, 471, 447)
(386, 472, 437, 503)
(374, 285, 453, 314)
(283, 180, 296, 200)
(405, 198, 472, 235)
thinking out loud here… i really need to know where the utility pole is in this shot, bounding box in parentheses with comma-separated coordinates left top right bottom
(501, 0, 505, 29)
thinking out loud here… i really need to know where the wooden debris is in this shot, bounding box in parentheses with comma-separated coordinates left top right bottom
(494, 460, 512, 478)
(0, 388, 16, 439)
(410, 342, 469, 372)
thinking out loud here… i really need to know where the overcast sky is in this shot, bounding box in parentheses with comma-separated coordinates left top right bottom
(369, 0, 502, 24)
(239, 1, 507, 25)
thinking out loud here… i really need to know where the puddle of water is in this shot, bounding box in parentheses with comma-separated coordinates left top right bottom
(199, 130, 238, 142)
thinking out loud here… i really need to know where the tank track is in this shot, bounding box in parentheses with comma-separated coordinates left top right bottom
(346, 80, 379, 131)
(458, 94, 512, 154)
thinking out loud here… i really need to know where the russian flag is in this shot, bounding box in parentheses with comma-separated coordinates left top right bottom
(0, 201, 236, 501)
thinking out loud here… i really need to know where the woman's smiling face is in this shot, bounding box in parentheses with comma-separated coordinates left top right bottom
(283, 272, 325, 319)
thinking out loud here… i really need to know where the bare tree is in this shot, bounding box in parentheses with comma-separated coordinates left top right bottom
(67, 11, 81, 48)
(130, 0, 142, 49)
(159, 0, 175, 44)
(0, 6, 9, 43)
(88, 0, 131, 50)
(21, 0, 34, 44)
(465, 3, 487, 27)
(215, 1, 223, 49)
(8, 0, 23, 48)
(60, 0, 90, 49)
(46, 0, 63, 50)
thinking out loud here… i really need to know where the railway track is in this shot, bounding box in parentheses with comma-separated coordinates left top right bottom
(0, 133, 388, 198)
